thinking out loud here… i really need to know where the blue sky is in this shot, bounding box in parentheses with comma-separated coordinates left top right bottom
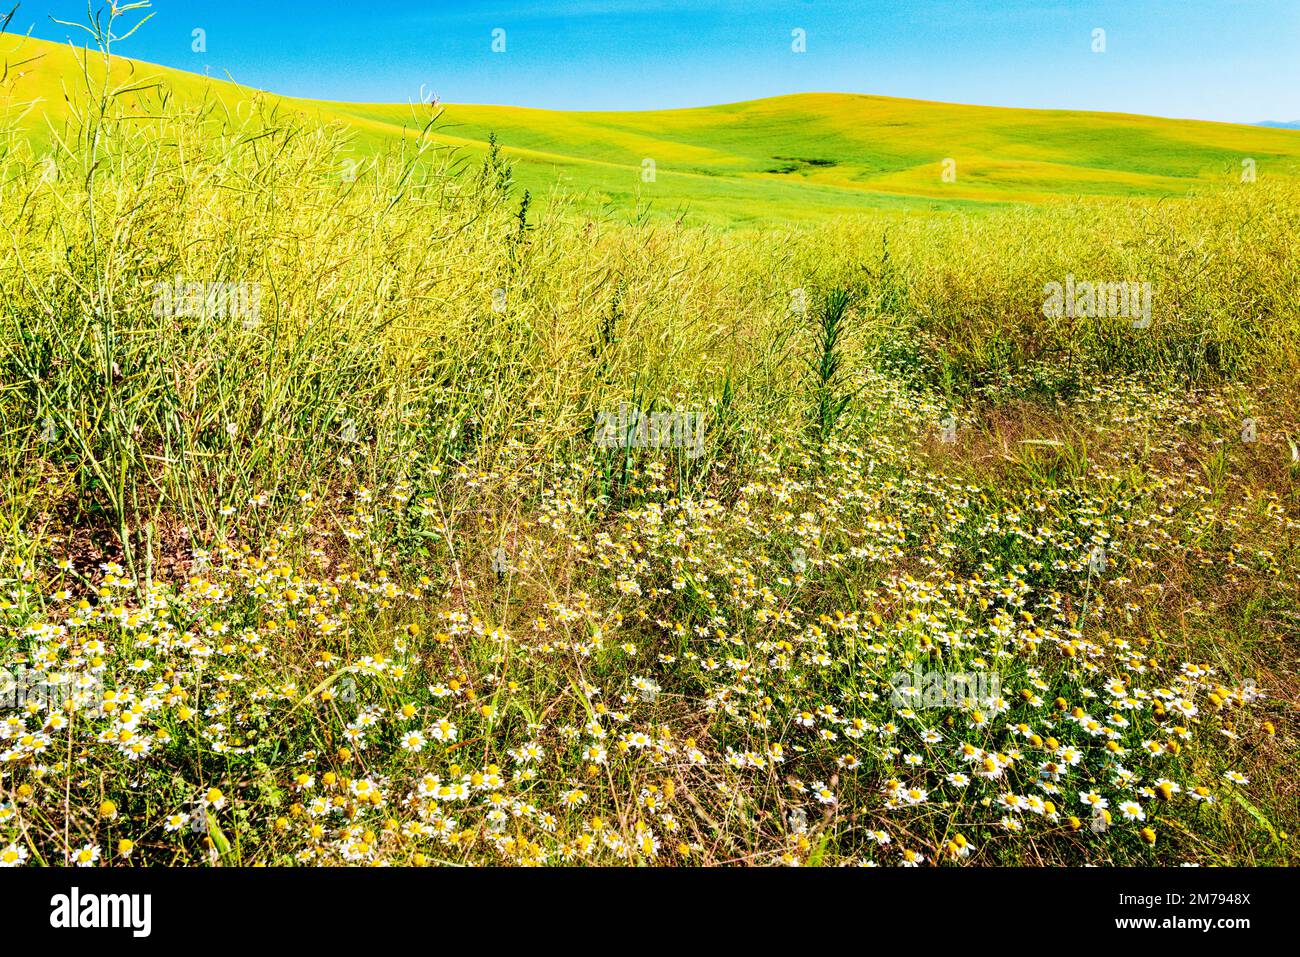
(15, 1, 1300, 121)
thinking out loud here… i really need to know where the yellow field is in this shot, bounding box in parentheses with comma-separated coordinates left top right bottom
(7, 34, 1300, 223)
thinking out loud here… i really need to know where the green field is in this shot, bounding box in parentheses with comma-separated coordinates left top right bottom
(8, 34, 1300, 223)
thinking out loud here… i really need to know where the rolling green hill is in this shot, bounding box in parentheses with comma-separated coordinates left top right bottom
(6, 34, 1300, 224)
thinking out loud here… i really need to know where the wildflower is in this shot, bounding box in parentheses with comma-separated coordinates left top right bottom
(72, 844, 101, 867)
(429, 718, 458, 742)
(0, 844, 28, 867)
(1118, 801, 1145, 822)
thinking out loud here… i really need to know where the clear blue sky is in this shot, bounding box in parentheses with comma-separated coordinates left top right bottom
(16, 1, 1300, 121)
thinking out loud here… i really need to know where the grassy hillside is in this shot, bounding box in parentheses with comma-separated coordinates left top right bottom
(6, 34, 1300, 224)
